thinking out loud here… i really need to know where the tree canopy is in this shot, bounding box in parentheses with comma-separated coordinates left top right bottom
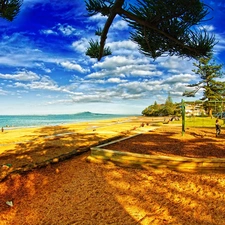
(183, 56, 225, 101)
(183, 56, 225, 115)
(0, 0, 22, 21)
(85, 0, 216, 61)
(142, 94, 180, 116)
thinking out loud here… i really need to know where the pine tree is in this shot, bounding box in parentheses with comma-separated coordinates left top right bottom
(183, 56, 225, 115)
(0, 0, 22, 21)
(162, 93, 175, 115)
(85, 0, 215, 61)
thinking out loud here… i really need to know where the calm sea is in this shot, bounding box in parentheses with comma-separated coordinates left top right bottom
(0, 112, 136, 129)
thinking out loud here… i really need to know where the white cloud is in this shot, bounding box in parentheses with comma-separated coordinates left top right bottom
(60, 61, 87, 73)
(109, 40, 138, 51)
(130, 70, 162, 77)
(0, 71, 40, 81)
(93, 55, 149, 69)
(11, 75, 61, 93)
(71, 94, 110, 103)
(88, 13, 107, 21)
(72, 38, 89, 53)
(201, 25, 215, 32)
(107, 78, 127, 83)
(86, 71, 109, 79)
(118, 81, 155, 93)
(40, 29, 58, 35)
(111, 20, 129, 30)
(159, 56, 195, 74)
(41, 23, 79, 36)
(214, 33, 225, 55)
(87, 55, 161, 79)
(35, 63, 52, 73)
(57, 24, 78, 36)
(0, 88, 8, 95)
(163, 74, 196, 84)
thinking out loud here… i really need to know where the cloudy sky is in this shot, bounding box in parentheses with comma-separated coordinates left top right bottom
(0, 0, 224, 115)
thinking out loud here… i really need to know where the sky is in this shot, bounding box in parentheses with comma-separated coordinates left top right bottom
(0, 0, 224, 115)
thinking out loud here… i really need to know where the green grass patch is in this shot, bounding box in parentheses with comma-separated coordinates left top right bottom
(172, 116, 224, 128)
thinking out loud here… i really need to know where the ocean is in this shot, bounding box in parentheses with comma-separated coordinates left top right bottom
(0, 112, 137, 129)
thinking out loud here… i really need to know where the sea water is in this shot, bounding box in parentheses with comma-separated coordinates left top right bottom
(0, 112, 136, 129)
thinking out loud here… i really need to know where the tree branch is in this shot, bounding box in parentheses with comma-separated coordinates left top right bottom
(98, 0, 124, 60)
(117, 8, 201, 56)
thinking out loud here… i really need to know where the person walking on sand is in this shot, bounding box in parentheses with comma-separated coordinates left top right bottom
(215, 119, 221, 137)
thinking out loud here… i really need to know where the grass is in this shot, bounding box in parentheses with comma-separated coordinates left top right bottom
(172, 116, 225, 128)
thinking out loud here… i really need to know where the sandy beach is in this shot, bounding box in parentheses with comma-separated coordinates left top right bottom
(0, 116, 159, 181)
(1, 116, 225, 225)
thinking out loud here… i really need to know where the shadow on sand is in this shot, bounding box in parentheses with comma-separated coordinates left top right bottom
(0, 125, 123, 181)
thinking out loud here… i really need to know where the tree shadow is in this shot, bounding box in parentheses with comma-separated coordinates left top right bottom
(106, 127, 225, 159)
(0, 153, 139, 225)
(1, 125, 225, 224)
(102, 165, 225, 224)
(1, 157, 225, 224)
(0, 125, 123, 181)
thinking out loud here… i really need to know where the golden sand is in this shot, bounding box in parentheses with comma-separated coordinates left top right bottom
(1, 117, 225, 225)
(0, 116, 158, 181)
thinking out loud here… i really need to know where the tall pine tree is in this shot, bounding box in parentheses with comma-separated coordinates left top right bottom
(183, 56, 225, 115)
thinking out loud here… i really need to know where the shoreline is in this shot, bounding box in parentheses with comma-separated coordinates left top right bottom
(0, 115, 159, 181)
(1, 115, 137, 129)
(0, 115, 169, 148)
(0, 113, 139, 129)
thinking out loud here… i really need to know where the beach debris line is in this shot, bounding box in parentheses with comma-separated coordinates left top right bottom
(6, 200, 13, 207)
(2, 164, 12, 170)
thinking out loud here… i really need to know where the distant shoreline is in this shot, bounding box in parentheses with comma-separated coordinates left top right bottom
(0, 113, 140, 129)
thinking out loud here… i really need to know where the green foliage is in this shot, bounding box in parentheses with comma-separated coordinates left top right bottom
(85, 0, 113, 16)
(183, 55, 225, 113)
(0, 0, 23, 21)
(85, 0, 216, 61)
(95, 28, 103, 36)
(171, 116, 221, 127)
(142, 95, 179, 116)
(86, 39, 112, 58)
(185, 116, 221, 127)
(128, 0, 215, 59)
(142, 101, 161, 116)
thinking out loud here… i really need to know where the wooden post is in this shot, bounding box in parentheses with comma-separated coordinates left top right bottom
(181, 99, 185, 136)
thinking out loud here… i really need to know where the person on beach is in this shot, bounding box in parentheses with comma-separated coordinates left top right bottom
(215, 119, 221, 137)
(1, 127, 3, 132)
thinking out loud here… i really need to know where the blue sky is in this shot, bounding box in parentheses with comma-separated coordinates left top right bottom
(0, 0, 224, 115)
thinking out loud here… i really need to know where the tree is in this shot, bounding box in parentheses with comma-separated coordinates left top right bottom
(85, 0, 216, 61)
(142, 100, 160, 116)
(162, 93, 175, 115)
(0, 0, 23, 21)
(183, 56, 225, 115)
(142, 94, 179, 116)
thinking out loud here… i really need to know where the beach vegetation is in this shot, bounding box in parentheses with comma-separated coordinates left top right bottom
(172, 115, 224, 127)
(85, 0, 216, 61)
(142, 94, 180, 117)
